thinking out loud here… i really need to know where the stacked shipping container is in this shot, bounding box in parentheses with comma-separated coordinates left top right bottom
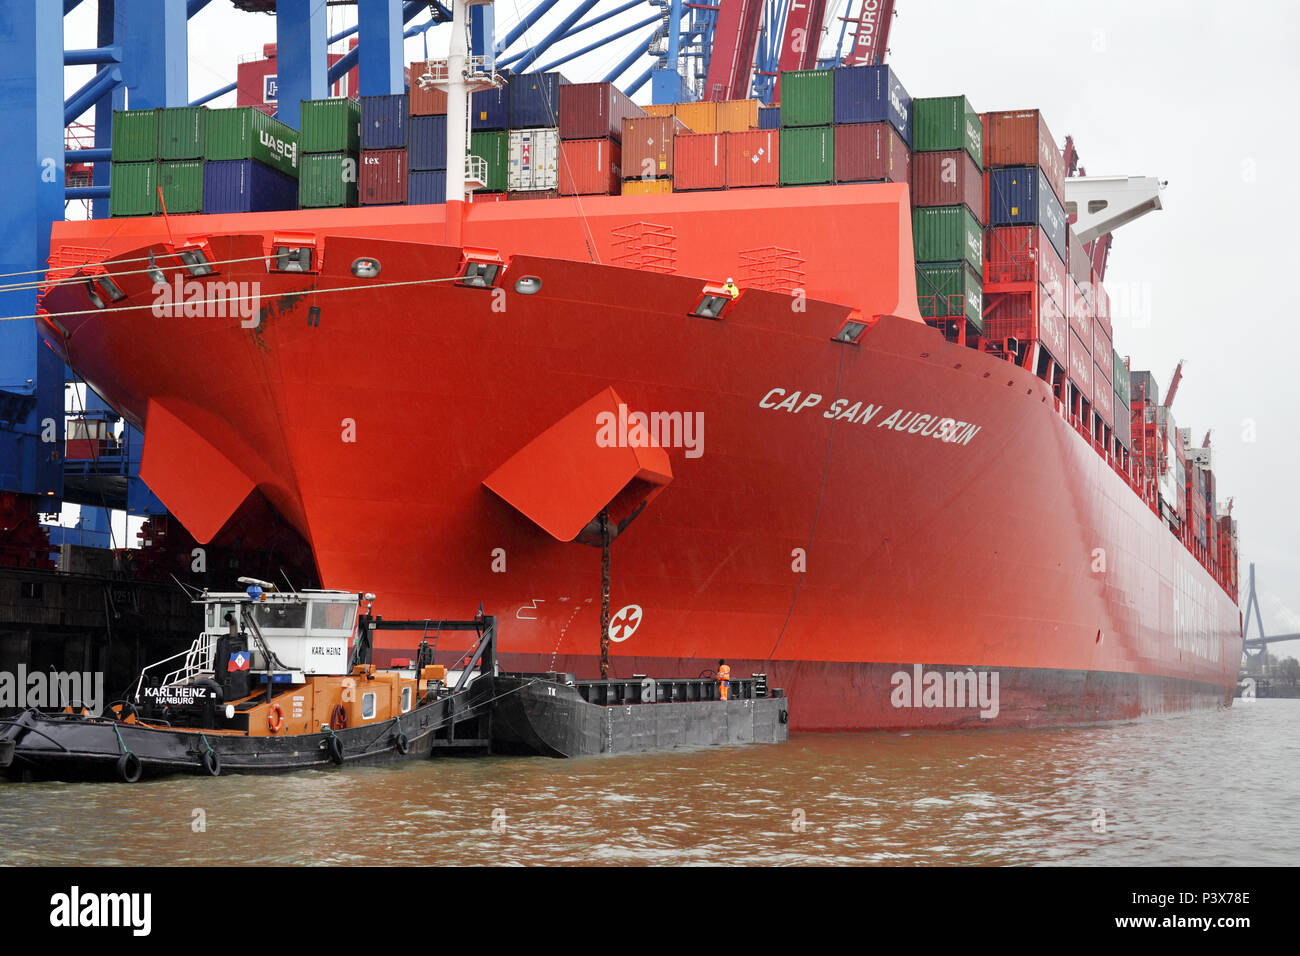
(360, 93, 408, 205)
(408, 60, 449, 204)
(110, 105, 299, 216)
(557, 83, 641, 196)
(507, 73, 566, 194)
(981, 108, 1071, 398)
(299, 97, 361, 208)
(911, 96, 983, 335)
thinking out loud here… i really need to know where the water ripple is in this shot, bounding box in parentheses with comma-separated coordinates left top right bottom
(1, 700, 1296, 865)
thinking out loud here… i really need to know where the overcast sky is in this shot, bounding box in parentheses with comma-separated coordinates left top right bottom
(62, 0, 1300, 650)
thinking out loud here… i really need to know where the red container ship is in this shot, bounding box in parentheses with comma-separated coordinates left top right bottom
(34, 177, 1242, 730)
(28, 2, 1242, 730)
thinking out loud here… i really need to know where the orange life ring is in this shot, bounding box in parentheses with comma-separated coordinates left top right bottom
(267, 704, 285, 734)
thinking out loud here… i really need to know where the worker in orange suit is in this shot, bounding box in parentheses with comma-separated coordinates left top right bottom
(717, 659, 731, 701)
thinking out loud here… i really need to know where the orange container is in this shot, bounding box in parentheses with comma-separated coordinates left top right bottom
(674, 100, 718, 133)
(674, 132, 726, 190)
(724, 130, 778, 187)
(621, 115, 688, 179)
(559, 137, 621, 195)
(621, 179, 673, 195)
(715, 99, 760, 132)
(408, 61, 448, 115)
(641, 103, 676, 118)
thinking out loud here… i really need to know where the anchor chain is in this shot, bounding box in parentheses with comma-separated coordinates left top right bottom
(599, 508, 611, 679)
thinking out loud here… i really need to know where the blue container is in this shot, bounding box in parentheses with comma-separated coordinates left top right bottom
(202, 159, 297, 213)
(408, 115, 448, 171)
(832, 65, 911, 146)
(408, 169, 446, 205)
(758, 106, 780, 130)
(471, 85, 509, 131)
(508, 71, 566, 129)
(361, 94, 408, 149)
(989, 166, 1068, 263)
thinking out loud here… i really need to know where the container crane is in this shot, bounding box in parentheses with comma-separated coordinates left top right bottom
(712, 0, 897, 103)
(1164, 360, 1184, 410)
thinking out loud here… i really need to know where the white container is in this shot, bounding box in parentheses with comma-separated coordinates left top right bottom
(508, 127, 559, 191)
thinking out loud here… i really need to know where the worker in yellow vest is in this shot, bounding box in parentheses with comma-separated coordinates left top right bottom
(716, 659, 731, 701)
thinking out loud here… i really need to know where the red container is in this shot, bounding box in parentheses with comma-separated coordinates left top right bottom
(911, 150, 983, 222)
(983, 109, 1065, 203)
(833, 122, 908, 184)
(1093, 271, 1112, 342)
(1068, 228, 1090, 288)
(1093, 319, 1112, 380)
(559, 82, 644, 142)
(725, 129, 779, 187)
(408, 61, 448, 115)
(1093, 367, 1114, 428)
(559, 137, 621, 195)
(983, 279, 1068, 368)
(1068, 326, 1092, 402)
(621, 115, 688, 180)
(470, 192, 507, 203)
(360, 148, 407, 204)
(505, 189, 560, 200)
(1068, 275, 1092, 345)
(983, 225, 1066, 308)
(674, 132, 727, 190)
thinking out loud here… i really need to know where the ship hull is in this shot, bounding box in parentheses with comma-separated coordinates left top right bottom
(40, 191, 1243, 731)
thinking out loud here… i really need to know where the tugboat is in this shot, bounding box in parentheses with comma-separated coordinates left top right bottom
(0, 580, 497, 782)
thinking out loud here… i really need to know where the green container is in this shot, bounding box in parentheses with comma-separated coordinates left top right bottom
(299, 152, 359, 208)
(912, 206, 982, 274)
(470, 131, 508, 192)
(912, 96, 982, 169)
(779, 126, 834, 185)
(205, 107, 300, 177)
(916, 262, 983, 331)
(779, 69, 834, 128)
(111, 109, 158, 161)
(157, 160, 204, 213)
(157, 106, 207, 160)
(1114, 349, 1131, 407)
(109, 161, 159, 217)
(300, 97, 362, 154)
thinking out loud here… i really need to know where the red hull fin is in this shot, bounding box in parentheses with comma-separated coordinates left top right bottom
(139, 399, 256, 545)
(483, 386, 673, 541)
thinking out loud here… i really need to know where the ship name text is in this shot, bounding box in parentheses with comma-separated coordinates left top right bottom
(758, 388, 982, 445)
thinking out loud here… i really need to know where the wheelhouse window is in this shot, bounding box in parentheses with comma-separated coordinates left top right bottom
(310, 602, 356, 631)
(362, 692, 377, 720)
(401, 687, 412, 713)
(250, 603, 307, 629)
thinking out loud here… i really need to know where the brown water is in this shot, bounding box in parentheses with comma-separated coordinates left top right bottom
(1, 699, 1296, 866)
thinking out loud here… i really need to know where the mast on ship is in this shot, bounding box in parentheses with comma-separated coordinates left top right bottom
(419, 0, 501, 240)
